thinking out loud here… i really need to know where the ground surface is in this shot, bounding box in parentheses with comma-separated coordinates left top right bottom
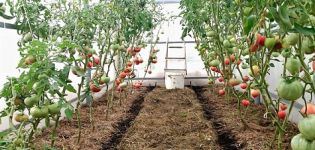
(35, 86, 298, 150)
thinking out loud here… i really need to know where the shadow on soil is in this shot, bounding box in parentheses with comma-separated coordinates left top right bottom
(192, 86, 242, 150)
(101, 86, 155, 150)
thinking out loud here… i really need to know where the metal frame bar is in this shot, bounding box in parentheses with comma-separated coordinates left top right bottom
(0, 22, 17, 29)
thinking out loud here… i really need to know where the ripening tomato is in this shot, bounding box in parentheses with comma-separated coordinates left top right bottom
(218, 89, 225, 96)
(152, 59, 157, 64)
(242, 76, 250, 82)
(251, 89, 260, 98)
(115, 78, 121, 86)
(256, 33, 266, 46)
(277, 110, 286, 120)
(300, 103, 315, 115)
(240, 83, 247, 89)
(119, 72, 127, 79)
(124, 67, 132, 73)
(279, 103, 287, 111)
(139, 58, 143, 63)
(229, 54, 236, 62)
(228, 78, 241, 86)
(241, 99, 250, 107)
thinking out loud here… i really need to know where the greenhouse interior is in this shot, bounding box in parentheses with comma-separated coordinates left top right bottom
(0, 0, 315, 149)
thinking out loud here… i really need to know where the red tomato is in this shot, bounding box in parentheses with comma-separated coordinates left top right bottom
(277, 111, 286, 120)
(87, 62, 93, 68)
(251, 89, 260, 98)
(139, 58, 143, 63)
(241, 99, 250, 107)
(124, 67, 132, 73)
(218, 77, 224, 82)
(127, 61, 133, 67)
(256, 34, 266, 46)
(148, 70, 152, 74)
(90, 84, 101, 92)
(210, 66, 218, 72)
(218, 89, 225, 96)
(250, 44, 259, 52)
(134, 47, 141, 52)
(240, 83, 247, 89)
(235, 59, 241, 65)
(224, 58, 230, 65)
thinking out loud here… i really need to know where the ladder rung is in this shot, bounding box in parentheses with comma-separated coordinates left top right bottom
(164, 69, 187, 71)
(168, 46, 183, 48)
(165, 57, 186, 59)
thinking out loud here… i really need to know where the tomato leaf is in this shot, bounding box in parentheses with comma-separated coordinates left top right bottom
(244, 15, 257, 34)
(64, 108, 73, 120)
(289, 23, 315, 35)
(66, 84, 76, 93)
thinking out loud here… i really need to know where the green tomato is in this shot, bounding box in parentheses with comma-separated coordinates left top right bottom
(111, 44, 120, 51)
(264, 38, 276, 49)
(298, 115, 315, 140)
(30, 106, 49, 118)
(242, 48, 249, 56)
(281, 49, 291, 58)
(271, 52, 280, 57)
(284, 33, 299, 46)
(291, 133, 315, 150)
(206, 31, 216, 37)
(100, 75, 110, 84)
(23, 33, 33, 42)
(241, 63, 249, 69)
(286, 58, 301, 75)
(48, 103, 61, 115)
(209, 59, 220, 67)
(301, 38, 315, 54)
(24, 94, 39, 107)
(223, 40, 232, 48)
(277, 78, 303, 101)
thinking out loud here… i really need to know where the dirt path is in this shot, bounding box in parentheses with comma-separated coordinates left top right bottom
(117, 87, 219, 150)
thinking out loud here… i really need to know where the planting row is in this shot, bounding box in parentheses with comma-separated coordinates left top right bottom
(180, 0, 315, 149)
(0, 0, 163, 149)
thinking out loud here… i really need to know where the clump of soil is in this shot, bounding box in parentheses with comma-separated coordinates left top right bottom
(196, 85, 298, 150)
(117, 87, 220, 150)
(34, 87, 152, 150)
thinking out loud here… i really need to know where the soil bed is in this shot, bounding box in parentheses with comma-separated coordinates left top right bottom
(35, 87, 153, 150)
(194, 85, 298, 150)
(117, 87, 220, 150)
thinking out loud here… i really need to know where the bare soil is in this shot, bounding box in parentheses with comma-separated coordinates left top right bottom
(34, 85, 298, 150)
(117, 87, 219, 150)
(34, 87, 153, 150)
